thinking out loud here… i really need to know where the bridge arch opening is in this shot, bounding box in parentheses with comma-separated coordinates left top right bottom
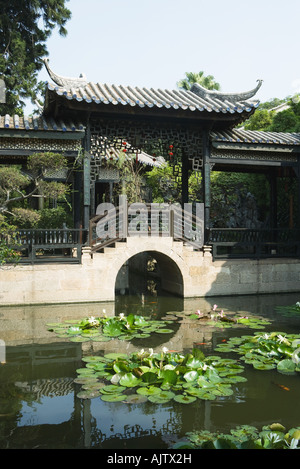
(115, 250, 184, 298)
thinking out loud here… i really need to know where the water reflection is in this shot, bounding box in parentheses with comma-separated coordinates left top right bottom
(0, 292, 300, 448)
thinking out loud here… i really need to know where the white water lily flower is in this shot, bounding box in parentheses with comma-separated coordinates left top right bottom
(119, 313, 125, 320)
(88, 316, 98, 325)
(277, 334, 290, 345)
(149, 348, 154, 356)
(140, 349, 145, 355)
(162, 347, 168, 354)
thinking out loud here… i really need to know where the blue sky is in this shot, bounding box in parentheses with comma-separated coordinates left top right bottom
(28, 0, 300, 112)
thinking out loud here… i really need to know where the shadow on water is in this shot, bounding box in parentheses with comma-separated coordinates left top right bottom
(0, 288, 300, 449)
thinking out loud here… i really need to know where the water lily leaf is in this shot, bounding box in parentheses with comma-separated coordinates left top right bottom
(155, 328, 174, 334)
(141, 371, 159, 384)
(136, 386, 161, 396)
(277, 359, 296, 373)
(187, 388, 216, 400)
(77, 390, 101, 399)
(174, 394, 197, 404)
(73, 377, 99, 384)
(82, 356, 106, 363)
(70, 336, 91, 342)
(119, 373, 142, 387)
(100, 394, 125, 402)
(161, 369, 178, 386)
(223, 375, 248, 383)
(185, 357, 203, 369)
(103, 321, 125, 337)
(184, 371, 198, 382)
(92, 336, 112, 342)
(211, 385, 234, 397)
(100, 385, 126, 394)
(197, 376, 214, 388)
(76, 368, 95, 375)
(253, 362, 276, 370)
(147, 390, 175, 403)
(123, 394, 148, 404)
(105, 353, 128, 360)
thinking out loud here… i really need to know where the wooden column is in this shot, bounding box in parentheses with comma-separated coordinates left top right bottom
(269, 170, 278, 230)
(202, 129, 211, 242)
(181, 152, 189, 205)
(83, 124, 91, 230)
(73, 167, 82, 229)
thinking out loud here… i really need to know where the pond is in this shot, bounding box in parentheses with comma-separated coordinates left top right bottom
(0, 291, 299, 449)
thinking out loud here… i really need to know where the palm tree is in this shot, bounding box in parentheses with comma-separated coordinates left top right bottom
(177, 71, 221, 91)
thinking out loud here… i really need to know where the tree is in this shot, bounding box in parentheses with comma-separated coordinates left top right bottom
(244, 109, 274, 131)
(177, 71, 221, 91)
(0, 152, 69, 224)
(0, 0, 71, 114)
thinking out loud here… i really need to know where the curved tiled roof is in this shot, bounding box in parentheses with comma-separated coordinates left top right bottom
(47, 81, 260, 115)
(0, 114, 85, 133)
(43, 60, 261, 116)
(211, 128, 300, 146)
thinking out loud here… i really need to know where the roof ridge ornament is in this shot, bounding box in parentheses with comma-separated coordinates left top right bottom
(43, 58, 88, 89)
(190, 79, 263, 103)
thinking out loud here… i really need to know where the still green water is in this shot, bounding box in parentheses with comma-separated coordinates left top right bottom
(0, 291, 299, 449)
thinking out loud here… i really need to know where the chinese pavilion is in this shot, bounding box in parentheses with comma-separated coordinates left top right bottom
(1, 59, 300, 260)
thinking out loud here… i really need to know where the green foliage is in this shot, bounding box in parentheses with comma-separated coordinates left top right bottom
(215, 331, 300, 374)
(27, 152, 68, 175)
(269, 109, 300, 132)
(244, 109, 274, 131)
(37, 206, 71, 228)
(244, 95, 300, 133)
(0, 152, 69, 221)
(0, 215, 19, 264)
(72, 346, 246, 403)
(146, 164, 181, 203)
(0, 0, 71, 113)
(175, 423, 300, 449)
(177, 71, 221, 91)
(47, 313, 175, 342)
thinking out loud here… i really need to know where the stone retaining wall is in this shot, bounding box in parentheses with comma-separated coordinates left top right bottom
(0, 237, 299, 305)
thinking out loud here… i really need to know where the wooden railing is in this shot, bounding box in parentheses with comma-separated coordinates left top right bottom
(5, 228, 88, 263)
(89, 203, 204, 252)
(208, 228, 300, 259)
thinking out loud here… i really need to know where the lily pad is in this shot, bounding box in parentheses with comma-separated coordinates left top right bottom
(136, 386, 161, 396)
(173, 394, 197, 404)
(277, 359, 296, 374)
(119, 373, 142, 387)
(123, 394, 148, 404)
(100, 394, 125, 402)
(104, 353, 128, 360)
(77, 390, 101, 399)
(69, 336, 91, 342)
(147, 391, 175, 404)
(100, 385, 126, 394)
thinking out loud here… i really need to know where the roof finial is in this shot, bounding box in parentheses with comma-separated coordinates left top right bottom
(43, 58, 88, 89)
(191, 79, 263, 103)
